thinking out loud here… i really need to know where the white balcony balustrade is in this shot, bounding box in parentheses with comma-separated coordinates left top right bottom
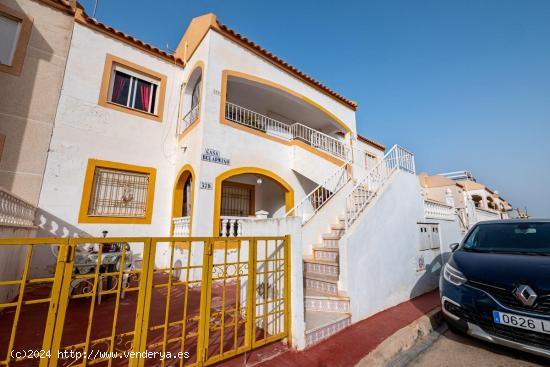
(0, 188, 36, 228)
(177, 103, 200, 135)
(219, 216, 244, 237)
(345, 145, 415, 228)
(424, 200, 454, 220)
(225, 102, 351, 160)
(173, 216, 191, 236)
(475, 207, 501, 222)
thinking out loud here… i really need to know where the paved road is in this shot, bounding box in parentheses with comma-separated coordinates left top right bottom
(394, 328, 550, 367)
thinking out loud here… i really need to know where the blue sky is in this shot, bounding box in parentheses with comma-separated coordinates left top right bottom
(81, 0, 550, 216)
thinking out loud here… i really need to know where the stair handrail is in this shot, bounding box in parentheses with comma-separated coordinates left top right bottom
(286, 159, 352, 223)
(345, 145, 415, 228)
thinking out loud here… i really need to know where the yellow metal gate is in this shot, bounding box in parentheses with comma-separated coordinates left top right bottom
(0, 236, 290, 367)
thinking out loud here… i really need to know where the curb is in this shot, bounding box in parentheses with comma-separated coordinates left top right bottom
(354, 307, 443, 367)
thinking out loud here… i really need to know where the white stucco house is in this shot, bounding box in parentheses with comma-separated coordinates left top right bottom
(1, 5, 513, 362)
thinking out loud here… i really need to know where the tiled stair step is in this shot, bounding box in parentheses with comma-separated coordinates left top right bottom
(322, 233, 341, 240)
(313, 247, 339, 262)
(321, 233, 340, 247)
(313, 241, 338, 249)
(305, 311, 351, 347)
(330, 223, 345, 237)
(321, 237, 339, 247)
(303, 258, 339, 277)
(305, 289, 350, 313)
(304, 274, 339, 296)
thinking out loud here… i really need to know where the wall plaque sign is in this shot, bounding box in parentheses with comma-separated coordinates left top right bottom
(201, 148, 230, 165)
(200, 181, 213, 190)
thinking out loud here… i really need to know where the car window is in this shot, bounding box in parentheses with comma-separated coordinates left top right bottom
(463, 222, 550, 254)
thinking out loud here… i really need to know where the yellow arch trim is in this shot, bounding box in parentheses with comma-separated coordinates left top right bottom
(212, 167, 295, 236)
(171, 164, 196, 236)
(220, 69, 352, 134)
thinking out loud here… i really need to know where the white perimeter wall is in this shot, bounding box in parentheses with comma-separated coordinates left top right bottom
(339, 171, 434, 322)
(238, 216, 305, 350)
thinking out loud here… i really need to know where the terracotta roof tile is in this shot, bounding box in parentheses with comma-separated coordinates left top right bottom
(357, 134, 385, 151)
(38, 0, 77, 14)
(75, 5, 184, 65)
(216, 21, 358, 111)
(73, 8, 356, 108)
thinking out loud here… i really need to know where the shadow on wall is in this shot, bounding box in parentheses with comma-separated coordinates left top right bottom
(28, 209, 92, 278)
(0, 1, 58, 204)
(409, 252, 452, 300)
(35, 208, 91, 238)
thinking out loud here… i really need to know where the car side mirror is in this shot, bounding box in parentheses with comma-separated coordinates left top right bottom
(449, 243, 460, 252)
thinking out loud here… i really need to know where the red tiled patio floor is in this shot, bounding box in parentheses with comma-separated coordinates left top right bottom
(214, 290, 440, 367)
(0, 273, 247, 366)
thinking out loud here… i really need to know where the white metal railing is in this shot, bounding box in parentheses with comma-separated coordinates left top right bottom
(177, 103, 200, 135)
(475, 207, 501, 222)
(345, 145, 415, 228)
(173, 216, 191, 236)
(0, 187, 36, 228)
(424, 200, 454, 220)
(225, 102, 351, 160)
(286, 160, 351, 223)
(219, 216, 244, 237)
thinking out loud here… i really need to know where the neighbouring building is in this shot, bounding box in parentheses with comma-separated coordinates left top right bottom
(0, 0, 76, 222)
(419, 170, 512, 230)
(0, 5, 516, 366)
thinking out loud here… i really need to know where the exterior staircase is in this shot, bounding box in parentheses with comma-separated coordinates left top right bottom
(286, 145, 415, 348)
(303, 216, 351, 346)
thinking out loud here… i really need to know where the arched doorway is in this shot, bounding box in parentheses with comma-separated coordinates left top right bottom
(213, 167, 294, 236)
(172, 165, 195, 235)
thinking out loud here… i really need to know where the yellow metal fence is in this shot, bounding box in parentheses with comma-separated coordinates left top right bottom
(0, 236, 290, 367)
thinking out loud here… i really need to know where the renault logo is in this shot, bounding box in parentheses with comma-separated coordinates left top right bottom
(514, 285, 537, 306)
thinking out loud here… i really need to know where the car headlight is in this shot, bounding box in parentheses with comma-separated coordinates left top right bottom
(443, 263, 467, 286)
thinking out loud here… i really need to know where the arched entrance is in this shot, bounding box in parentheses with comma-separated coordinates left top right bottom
(213, 167, 294, 236)
(172, 165, 195, 235)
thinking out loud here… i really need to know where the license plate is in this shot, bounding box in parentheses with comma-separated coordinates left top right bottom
(493, 311, 550, 334)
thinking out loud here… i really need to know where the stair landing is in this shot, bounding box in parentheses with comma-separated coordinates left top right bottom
(305, 311, 351, 347)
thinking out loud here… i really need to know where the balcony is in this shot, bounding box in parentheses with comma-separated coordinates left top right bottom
(223, 73, 352, 161)
(225, 102, 350, 160)
(0, 188, 36, 228)
(177, 103, 200, 135)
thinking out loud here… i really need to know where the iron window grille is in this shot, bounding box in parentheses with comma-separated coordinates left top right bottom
(88, 167, 150, 218)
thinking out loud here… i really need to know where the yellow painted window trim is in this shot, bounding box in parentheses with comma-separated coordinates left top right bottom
(98, 53, 167, 122)
(0, 3, 33, 76)
(78, 159, 157, 224)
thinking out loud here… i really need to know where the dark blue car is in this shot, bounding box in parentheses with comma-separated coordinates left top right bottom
(440, 219, 550, 358)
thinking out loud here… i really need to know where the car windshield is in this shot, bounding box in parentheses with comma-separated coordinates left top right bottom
(463, 222, 550, 254)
